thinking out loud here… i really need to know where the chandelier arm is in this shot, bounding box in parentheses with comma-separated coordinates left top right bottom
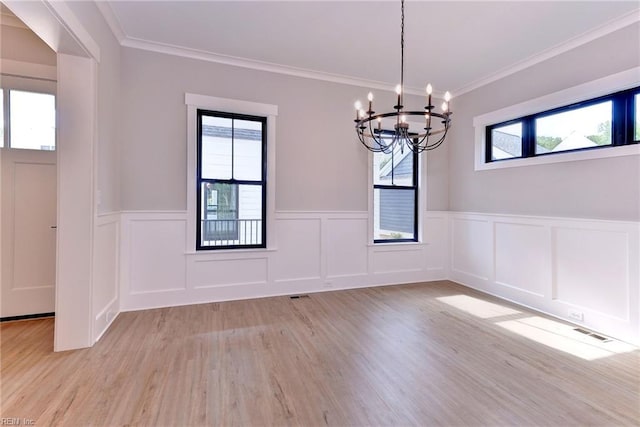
(422, 126, 449, 151)
(357, 125, 389, 152)
(367, 117, 387, 152)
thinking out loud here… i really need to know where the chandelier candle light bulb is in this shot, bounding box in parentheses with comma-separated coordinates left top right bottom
(352, 0, 453, 153)
(354, 100, 362, 120)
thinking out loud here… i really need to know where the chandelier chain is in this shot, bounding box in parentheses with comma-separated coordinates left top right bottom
(400, 0, 404, 105)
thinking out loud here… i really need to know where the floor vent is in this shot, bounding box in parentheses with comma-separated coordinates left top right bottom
(289, 295, 310, 299)
(573, 328, 611, 342)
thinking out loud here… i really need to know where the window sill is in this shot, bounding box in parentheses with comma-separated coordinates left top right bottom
(368, 241, 426, 249)
(476, 143, 640, 171)
(185, 247, 277, 256)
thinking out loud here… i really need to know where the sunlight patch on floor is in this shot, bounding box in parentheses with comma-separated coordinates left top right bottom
(437, 295, 521, 319)
(497, 316, 637, 361)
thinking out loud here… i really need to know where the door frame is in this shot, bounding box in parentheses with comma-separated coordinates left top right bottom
(3, 0, 100, 351)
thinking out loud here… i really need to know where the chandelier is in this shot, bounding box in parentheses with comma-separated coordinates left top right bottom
(353, 0, 452, 153)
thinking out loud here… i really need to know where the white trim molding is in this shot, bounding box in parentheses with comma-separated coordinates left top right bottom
(473, 67, 640, 171)
(118, 210, 449, 312)
(185, 93, 278, 253)
(448, 211, 639, 345)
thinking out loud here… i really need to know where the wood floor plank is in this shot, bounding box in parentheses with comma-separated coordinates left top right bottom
(1, 280, 638, 426)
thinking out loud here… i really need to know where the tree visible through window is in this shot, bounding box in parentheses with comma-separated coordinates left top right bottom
(197, 110, 266, 249)
(486, 87, 638, 162)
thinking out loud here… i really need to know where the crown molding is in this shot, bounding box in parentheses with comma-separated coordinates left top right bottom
(121, 36, 432, 96)
(95, 1, 125, 44)
(97, 3, 639, 99)
(453, 8, 640, 97)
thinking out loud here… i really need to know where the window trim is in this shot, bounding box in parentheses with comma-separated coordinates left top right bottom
(486, 88, 636, 163)
(196, 109, 267, 250)
(185, 93, 277, 254)
(473, 67, 640, 171)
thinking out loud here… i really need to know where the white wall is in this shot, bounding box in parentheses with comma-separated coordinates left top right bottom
(116, 46, 450, 330)
(65, 1, 121, 216)
(446, 22, 640, 344)
(119, 47, 448, 212)
(449, 23, 640, 220)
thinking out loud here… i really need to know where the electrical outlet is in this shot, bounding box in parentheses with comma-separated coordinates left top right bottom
(568, 309, 584, 322)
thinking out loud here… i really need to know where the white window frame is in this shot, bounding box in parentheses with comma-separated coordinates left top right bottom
(185, 93, 277, 253)
(473, 67, 640, 171)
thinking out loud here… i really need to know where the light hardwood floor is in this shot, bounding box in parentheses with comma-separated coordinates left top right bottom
(1, 281, 638, 426)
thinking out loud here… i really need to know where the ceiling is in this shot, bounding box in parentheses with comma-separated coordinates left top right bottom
(102, 1, 639, 95)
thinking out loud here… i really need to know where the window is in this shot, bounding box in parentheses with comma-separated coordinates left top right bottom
(1, 89, 56, 151)
(373, 143, 418, 243)
(635, 93, 640, 142)
(197, 110, 266, 250)
(486, 87, 638, 163)
(489, 121, 522, 161)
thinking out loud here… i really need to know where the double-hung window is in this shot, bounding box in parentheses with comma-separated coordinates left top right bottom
(373, 142, 418, 243)
(196, 110, 267, 250)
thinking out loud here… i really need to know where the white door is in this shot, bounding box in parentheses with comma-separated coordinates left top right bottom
(1, 148, 56, 318)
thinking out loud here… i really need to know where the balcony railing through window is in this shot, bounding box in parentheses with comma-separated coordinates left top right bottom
(201, 218, 263, 247)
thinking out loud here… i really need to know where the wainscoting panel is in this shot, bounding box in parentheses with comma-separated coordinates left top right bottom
(371, 246, 424, 274)
(494, 221, 548, 298)
(272, 217, 322, 282)
(190, 257, 268, 289)
(93, 213, 120, 342)
(326, 217, 368, 279)
(424, 214, 449, 275)
(553, 227, 629, 320)
(450, 212, 639, 345)
(118, 210, 448, 312)
(451, 217, 491, 281)
(127, 215, 187, 294)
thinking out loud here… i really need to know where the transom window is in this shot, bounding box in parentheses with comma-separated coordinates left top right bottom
(196, 110, 267, 250)
(373, 141, 418, 243)
(486, 86, 638, 162)
(1, 88, 56, 151)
